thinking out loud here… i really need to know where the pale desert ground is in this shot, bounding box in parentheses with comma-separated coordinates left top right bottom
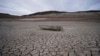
(0, 18, 100, 56)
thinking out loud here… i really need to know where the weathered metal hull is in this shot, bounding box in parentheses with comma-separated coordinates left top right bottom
(39, 25, 63, 31)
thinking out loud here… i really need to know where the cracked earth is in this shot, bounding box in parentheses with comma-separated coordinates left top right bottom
(0, 21, 100, 56)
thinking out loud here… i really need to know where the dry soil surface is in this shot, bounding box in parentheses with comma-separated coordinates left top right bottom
(0, 21, 100, 56)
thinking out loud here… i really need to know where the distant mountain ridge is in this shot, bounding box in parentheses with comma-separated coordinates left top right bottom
(0, 10, 100, 21)
(0, 13, 20, 18)
(77, 10, 100, 12)
(23, 10, 100, 18)
(27, 10, 100, 16)
(29, 11, 66, 15)
(0, 10, 100, 19)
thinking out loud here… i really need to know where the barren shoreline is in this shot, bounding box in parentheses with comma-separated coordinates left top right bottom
(0, 20, 100, 56)
(0, 18, 100, 22)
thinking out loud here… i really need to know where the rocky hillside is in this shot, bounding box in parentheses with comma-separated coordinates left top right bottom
(0, 13, 20, 18)
(0, 10, 100, 21)
(23, 10, 100, 18)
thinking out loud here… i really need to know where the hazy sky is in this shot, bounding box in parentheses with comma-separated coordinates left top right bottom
(0, 0, 100, 15)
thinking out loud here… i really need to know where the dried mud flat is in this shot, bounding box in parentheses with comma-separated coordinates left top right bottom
(0, 20, 100, 56)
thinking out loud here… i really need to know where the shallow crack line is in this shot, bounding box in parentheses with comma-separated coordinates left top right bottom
(73, 49, 78, 56)
(95, 39, 99, 47)
(68, 52, 69, 56)
(0, 45, 5, 56)
(18, 48, 22, 56)
(90, 50, 93, 56)
(0, 53, 2, 56)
